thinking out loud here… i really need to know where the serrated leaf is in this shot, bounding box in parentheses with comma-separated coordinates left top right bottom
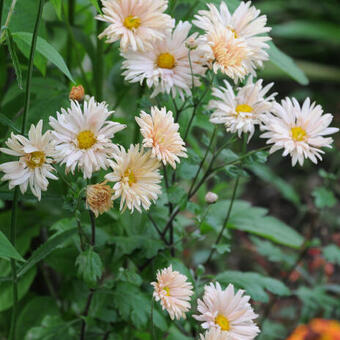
(0, 230, 25, 262)
(5, 28, 23, 89)
(12, 32, 75, 82)
(17, 228, 78, 278)
(216, 271, 291, 302)
(76, 247, 103, 286)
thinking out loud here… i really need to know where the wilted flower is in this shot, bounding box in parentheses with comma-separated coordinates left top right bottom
(86, 181, 114, 217)
(96, 0, 174, 51)
(194, 282, 260, 340)
(104, 144, 162, 213)
(209, 78, 276, 141)
(69, 85, 85, 101)
(151, 265, 194, 320)
(261, 97, 339, 166)
(0, 120, 57, 200)
(122, 21, 206, 99)
(49, 97, 126, 179)
(136, 106, 187, 169)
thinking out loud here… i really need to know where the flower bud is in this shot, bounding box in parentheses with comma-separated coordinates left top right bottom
(185, 36, 198, 50)
(86, 181, 114, 217)
(69, 85, 85, 101)
(205, 192, 218, 204)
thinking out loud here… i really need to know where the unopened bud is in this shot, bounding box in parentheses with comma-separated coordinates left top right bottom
(205, 192, 218, 204)
(69, 85, 85, 101)
(185, 36, 198, 50)
(86, 181, 114, 217)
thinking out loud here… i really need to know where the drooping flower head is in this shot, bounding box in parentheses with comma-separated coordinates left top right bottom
(49, 97, 126, 179)
(193, 1, 271, 81)
(194, 282, 260, 340)
(96, 0, 174, 51)
(0, 120, 57, 200)
(151, 265, 194, 320)
(209, 77, 276, 140)
(122, 21, 206, 99)
(261, 97, 339, 166)
(86, 181, 114, 217)
(104, 144, 162, 212)
(135, 106, 187, 168)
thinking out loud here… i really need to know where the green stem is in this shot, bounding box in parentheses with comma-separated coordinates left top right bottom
(8, 187, 18, 340)
(0, 0, 17, 43)
(21, 0, 44, 135)
(0, 0, 4, 31)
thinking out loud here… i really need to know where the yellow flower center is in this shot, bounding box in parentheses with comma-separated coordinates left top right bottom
(291, 127, 306, 142)
(235, 104, 253, 115)
(163, 286, 170, 296)
(124, 168, 137, 186)
(77, 130, 96, 149)
(227, 26, 238, 39)
(25, 151, 45, 169)
(123, 15, 141, 30)
(215, 314, 230, 331)
(157, 53, 176, 69)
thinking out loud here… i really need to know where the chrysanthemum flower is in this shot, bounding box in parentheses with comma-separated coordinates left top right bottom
(104, 144, 161, 212)
(49, 97, 126, 179)
(135, 106, 187, 168)
(261, 97, 339, 166)
(200, 328, 229, 340)
(96, 0, 174, 51)
(86, 181, 114, 217)
(0, 120, 57, 200)
(193, 1, 271, 81)
(122, 21, 206, 99)
(151, 265, 194, 320)
(194, 282, 260, 340)
(209, 78, 276, 140)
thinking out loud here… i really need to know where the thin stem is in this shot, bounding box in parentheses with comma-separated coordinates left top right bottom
(188, 127, 217, 197)
(147, 213, 166, 242)
(21, 0, 45, 135)
(79, 289, 95, 340)
(89, 210, 96, 246)
(0, 0, 17, 42)
(8, 187, 18, 340)
(0, 0, 4, 31)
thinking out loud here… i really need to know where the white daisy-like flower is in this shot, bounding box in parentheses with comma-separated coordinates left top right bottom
(194, 282, 260, 340)
(193, 1, 271, 81)
(49, 97, 126, 179)
(200, 328, 229, 340)
(135, 106, 187, 168)
(104, 144, 161, 212)
(151, 265, 194, 320)
(209, 77, 276, 140)
(122, 21, 206, 99)
(261, 97, 339, 166)
(0, 120, 57, 200)
(96, 0, 174, 51)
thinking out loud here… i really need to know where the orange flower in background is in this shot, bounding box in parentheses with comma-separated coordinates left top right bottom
(287, 319, 340, 340)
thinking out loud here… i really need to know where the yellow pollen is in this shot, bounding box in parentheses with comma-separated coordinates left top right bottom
(124, 168, 136, 186)
(25, 151, 45, 169)
(123, 15, 141, 30)
(164, 286, 170, 296)
(215, 314, 230, 331)
(157, 53, 176, 69)
(227, 26, 238, 39)
(77, 130, 96, 149)
(236, 104, 253, 115)
(291, 127, 306, 142)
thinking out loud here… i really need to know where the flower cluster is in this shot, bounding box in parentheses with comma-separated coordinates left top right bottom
(152, 266, 259, 340)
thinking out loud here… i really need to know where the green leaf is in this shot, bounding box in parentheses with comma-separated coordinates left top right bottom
(89, 0, 102, 14)
(206, 200, 304, 248)
(312, 187, 336, 209)
(323, 245, 340, 265)
(75, 247, 103, 286)
(0, 230, 25, 262)
(268, 41, 309, 85)
(214, 244, 231, 255)
(5, 28, 23, 89)
(17, 228, 78, 278)
(0, 267, 37, 312)
(50, 0, 62, 20)
(12, 32, 75, 83)
(0, 112, 20, 132)
(216, 271, 291, 302)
